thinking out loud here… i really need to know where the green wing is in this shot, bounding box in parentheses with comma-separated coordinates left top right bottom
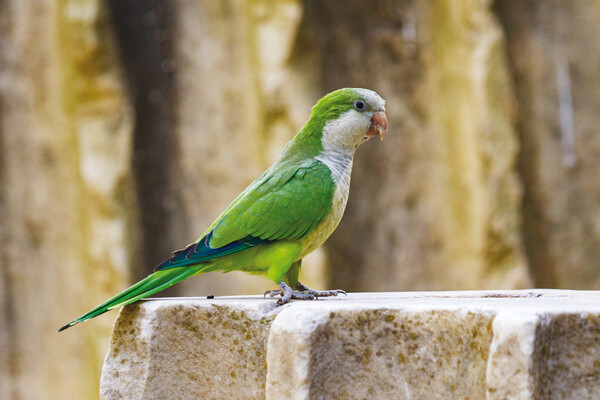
(208, 160, 335, 248)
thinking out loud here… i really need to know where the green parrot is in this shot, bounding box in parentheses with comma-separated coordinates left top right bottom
(59, 88, 387, 332)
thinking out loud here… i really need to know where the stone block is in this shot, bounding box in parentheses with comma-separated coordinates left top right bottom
(100, 299, 279, 400)
(100, 290, 600, 400)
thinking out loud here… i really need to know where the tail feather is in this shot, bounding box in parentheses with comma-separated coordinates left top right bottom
(58, 266, 202, 332)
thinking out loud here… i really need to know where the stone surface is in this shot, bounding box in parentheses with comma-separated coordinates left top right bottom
(100, 299, 280, 400)
(486, 312, 539, 398)
(101, 290, 600, 400)
(268, 301, 494, 399)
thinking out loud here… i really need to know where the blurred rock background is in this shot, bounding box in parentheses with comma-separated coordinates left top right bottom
(1, 0, 599, 398)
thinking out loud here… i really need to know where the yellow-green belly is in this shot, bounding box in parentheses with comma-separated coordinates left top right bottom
(297, 174, 350, 259)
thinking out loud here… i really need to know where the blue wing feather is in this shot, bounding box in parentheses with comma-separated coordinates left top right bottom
(154, 231, 269, 271)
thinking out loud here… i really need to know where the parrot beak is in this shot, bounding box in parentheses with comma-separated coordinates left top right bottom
(367, 111, 388, 141)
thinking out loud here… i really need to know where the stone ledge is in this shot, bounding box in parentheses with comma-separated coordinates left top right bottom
(99, 290, 600, 400)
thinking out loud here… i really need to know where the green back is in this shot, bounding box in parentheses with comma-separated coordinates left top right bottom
(208, 159, 335, 248)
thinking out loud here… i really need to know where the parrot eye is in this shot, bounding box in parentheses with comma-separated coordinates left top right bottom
(354, 100, 366, 110)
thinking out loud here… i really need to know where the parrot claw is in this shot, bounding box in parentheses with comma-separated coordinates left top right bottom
(264, 289, 283, 298)
(266, 282, 347, 306)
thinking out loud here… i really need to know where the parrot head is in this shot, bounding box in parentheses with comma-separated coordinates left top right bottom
(308, 88, 387, 153)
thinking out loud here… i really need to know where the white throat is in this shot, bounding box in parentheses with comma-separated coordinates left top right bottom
(315, 149, 353, 184)
(315, 110, 369, 183)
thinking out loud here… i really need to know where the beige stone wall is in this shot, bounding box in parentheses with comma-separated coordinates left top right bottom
(0, 1, 134, 399)
(495, 0, 600, 288)
(1, 1, 600, 399)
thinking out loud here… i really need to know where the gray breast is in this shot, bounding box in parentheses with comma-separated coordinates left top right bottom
(298, 155, 353, 257)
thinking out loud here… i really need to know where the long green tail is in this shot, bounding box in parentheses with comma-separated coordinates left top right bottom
(58, 266, 203, 332)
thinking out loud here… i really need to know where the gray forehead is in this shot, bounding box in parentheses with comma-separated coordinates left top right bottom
(354, 88, 386, 111)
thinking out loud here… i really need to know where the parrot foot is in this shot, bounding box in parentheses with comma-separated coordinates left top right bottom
(264, 282, 314, 305)
(293, 282, 347, 298)
(264, 282, 346, 305)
